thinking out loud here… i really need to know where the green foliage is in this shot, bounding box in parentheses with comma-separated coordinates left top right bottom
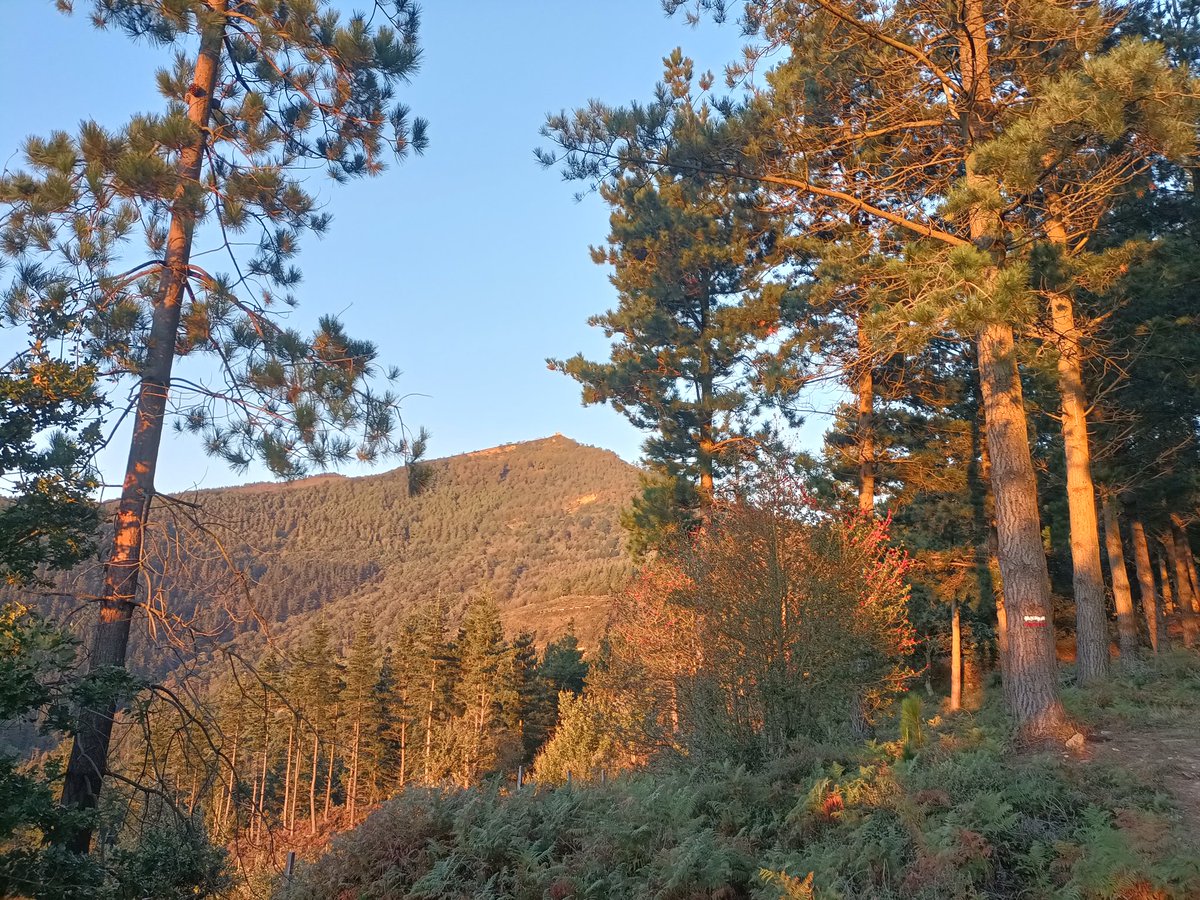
(285, 663, 1200, 899)
(608, 467, 916, 762)
(0, 604, 228, 898)
(900, 696, 925, 756)
(0, 353, 103, 586)
(1, 0, 429, 483)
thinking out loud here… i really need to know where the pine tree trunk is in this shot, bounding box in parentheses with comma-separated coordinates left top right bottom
(1100, 495, 1138, 662)
(323, 739, 334, 821)
(1169, 518, 1199, 646)
(399, 719, 407, 788)
(1047, 288, 1109, 683)
(282, 720, 295, 834)
(1181, 519, 1200, 601)
(349, 720, 360, 821)
(218, 726, 239, 834)
(957, 0, 1064, 737)
(425, 677, 434, 783)
(58, 3, 229, 852)
(950, 599, 962, 712)
(975, 322, 1067, 736)
(857, 321, 875, 515)
(309, 731, 319, 836)
(257, 738, 268, 835)
(1157, 545, 1176, 615)
(1130, 517, 1166, 652)
(290, 736, 301, 831)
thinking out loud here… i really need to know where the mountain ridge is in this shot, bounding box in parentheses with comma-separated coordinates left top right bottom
(36, 435, 642, 672)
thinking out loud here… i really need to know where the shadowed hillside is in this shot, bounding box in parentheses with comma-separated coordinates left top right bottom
(32, 436, 640, 671)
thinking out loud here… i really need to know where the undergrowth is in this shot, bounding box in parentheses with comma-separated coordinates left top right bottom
(281, 657, 1200, 899)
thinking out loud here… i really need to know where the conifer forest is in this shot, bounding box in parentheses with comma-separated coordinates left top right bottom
(5, 1, 1200, 897)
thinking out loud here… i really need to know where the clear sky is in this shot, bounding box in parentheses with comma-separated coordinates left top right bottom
(0, 2, 823, 497)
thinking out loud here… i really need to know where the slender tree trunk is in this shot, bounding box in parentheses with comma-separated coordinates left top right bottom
(59, 3, 229, 852)
(256, 735, 268, 835)
(1130, 517, 1166, 652)
(323, 739, 334, 821)
(1100, 494, 1138, 662)
(857, 320, 875, 515)
(1169, 518, 1199, 647)
(424, 676, 434, 783)
(217, 725, 239, 834)
(1047, 285, 1109, 683)
(975, 323, 1067, 736)
(309, 731, 319, 836)
(349, 720, 361, 821)
(249, 776, 260, 842)
(950, 600, 963, 712)
(282, 720, 294, 834)
(399, 719, 407, 788)
(290, 725, 302, 832)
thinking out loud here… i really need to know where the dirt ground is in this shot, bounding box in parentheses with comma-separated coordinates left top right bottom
(1086, 723, 1200, 835)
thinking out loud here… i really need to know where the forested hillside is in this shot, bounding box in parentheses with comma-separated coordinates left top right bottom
(38, 436, 637, 672)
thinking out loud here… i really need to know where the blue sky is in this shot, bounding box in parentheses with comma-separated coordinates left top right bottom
(1, 2, 823, 496)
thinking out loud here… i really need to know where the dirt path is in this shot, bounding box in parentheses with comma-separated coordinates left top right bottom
(1088, 724, 1200, 832)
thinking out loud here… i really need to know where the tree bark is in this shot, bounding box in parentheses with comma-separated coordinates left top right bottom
(1169, 517, 1199, 647)
(857, 320, 875, 515)
(975, 323, 1067, 736)
(1100, 495, 1137, 662)
(1157, 545, 1176, 616)
(1047, 287, 1109, 683)
(348, 720, 361, 820)
(309, 731, 319, 836)
(950, 599, 962, 712)
(958, 0, 1065, 737)
(59, 2, 229, 852)
(1129, 517, 1166, 652)
(282, 720, 295, 834)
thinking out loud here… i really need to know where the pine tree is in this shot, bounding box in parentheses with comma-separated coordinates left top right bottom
(0, 1, 430, 848)
(549, 129, 797, 553)
(452, 597, 516, 783)
(543, 0, 1195, 736)
(343, 615, 379, 821)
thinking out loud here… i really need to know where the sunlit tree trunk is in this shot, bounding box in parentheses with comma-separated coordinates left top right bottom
(857, 321, 875, 515)
(1169, 517, 1199, 647)
(959, 0, 1065, 736)
(323, 738, 335, 821)
(1100, 494, 1137, 662)
(1130, 516, 1166, 652)
(217, 725, 239, 834)
(975, 323, 1066, 735)
(282, 719, 295, 834)
(1157, 545, 1176, 617)
(1047, 279, 1108, 683)
(348, 720, 361, 820)
(59, 3, 229, 852)
(950, 600, 963, 712)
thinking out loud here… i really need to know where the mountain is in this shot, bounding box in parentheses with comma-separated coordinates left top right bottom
(36, 436, 641, 670)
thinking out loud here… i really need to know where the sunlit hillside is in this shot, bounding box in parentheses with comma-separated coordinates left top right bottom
(38, 436, 639, 673)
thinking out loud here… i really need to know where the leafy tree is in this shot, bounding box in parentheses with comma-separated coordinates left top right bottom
(0, 0, 430, 847)
(613, 465, 916, 760)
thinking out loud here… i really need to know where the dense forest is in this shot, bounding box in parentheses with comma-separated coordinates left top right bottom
(2, 0, 1200, 898)
(20, 436, 638, 675)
